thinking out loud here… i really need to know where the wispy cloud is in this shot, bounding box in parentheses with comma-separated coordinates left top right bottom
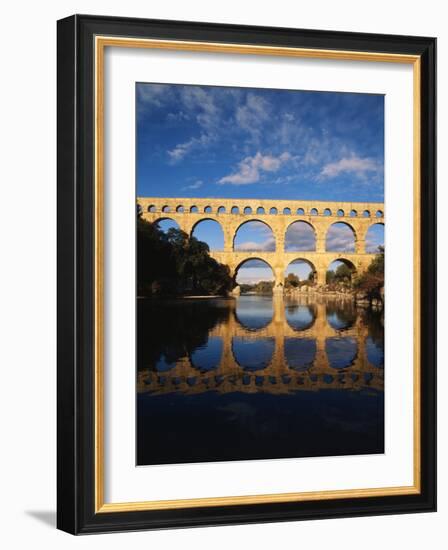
(285, 222, 316, 251)
(183, 180, 203, 190)
(320, 154, 380, 180)
(219, 152, 293, 185)
(326, 224, 355, 252)
(168, 134, 213, 163)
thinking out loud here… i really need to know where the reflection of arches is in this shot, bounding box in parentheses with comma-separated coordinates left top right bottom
(232, 337, 275, 371)
(190, 337, 223, 372)
(285, 221, 316, 251)
(233, 220, 275, 251)
(326, 222, 356, 252)
(191, 219, 225, 250)
(365, 223, 385, 253)
(285, 303, 316, 331)
(285, 338, 316, 371)
(234, 295, 273, 330)
(366, 336, 384, 368)
(325, 337, 358, 369)
(326, 302, 356, 330)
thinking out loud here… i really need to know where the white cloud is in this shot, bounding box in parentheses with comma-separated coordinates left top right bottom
(219, 152, 292, 185)
(168, 134, 212, 163)
(183, 180, 203, 190)
(320, 154, 380, 180)
(236, 237, 275, 252)
(236, 93, 270, 139)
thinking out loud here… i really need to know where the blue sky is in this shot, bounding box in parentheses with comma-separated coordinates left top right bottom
(139, 83, 384, 281)
(137, 83, 384, 202)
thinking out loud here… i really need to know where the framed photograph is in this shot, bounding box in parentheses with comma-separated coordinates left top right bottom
(57, 14, 436, 534)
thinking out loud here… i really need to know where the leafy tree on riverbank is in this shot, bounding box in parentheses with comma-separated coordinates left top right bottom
(137, 217, 233, 296)
(353, 246, 384, 307)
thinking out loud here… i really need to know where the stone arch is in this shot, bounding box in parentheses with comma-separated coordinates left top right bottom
(244, 206, 253, 215)
(204, 205, 212, 213)
(233, 257, 275, 285)
(297, 208, 305, 215)
(154, 217, 181, 232)
(362, 209, 371, 217)
(285, 220, 316, 251)
(233, 220, 276, 251)
(285, 338, 316, 371)
(350, 209, 357, 217)
(337, 209, 345, 217)
(148, 204, 157, 213)
(176, 205, 184, 213)
(283, 207, 291, 215)
(326, 301, 357, 331)
(326, 222, 357, 252)
(137, 203, 142, 215)
(217, 206, 226, 214)
(310, 208, 318, 215)
(190, 205, 198, 213)
(190, 336, 223, 372)
(284, 258, 317, 284)
(232, 336, 275, 371)
(365, 222, 385, 253)
(162, 205, 171, 213)
(326, 258, 357, 284)
(325, 337, 358, 369)
(269, 207, 278, 215)
(231, 206, 240, 214)
(375, 209, 384, 217)
(191, 218, 225, 250)
(256, 206, 265, 215)
(323, 208, 332, 216)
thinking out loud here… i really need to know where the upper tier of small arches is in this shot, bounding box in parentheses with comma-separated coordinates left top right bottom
(140, 202, 384, 219)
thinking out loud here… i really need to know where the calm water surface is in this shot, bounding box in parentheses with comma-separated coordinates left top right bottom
(137, 295, 384, 465)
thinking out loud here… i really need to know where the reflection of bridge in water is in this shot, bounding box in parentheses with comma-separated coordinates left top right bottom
(137, 297, 384, 396)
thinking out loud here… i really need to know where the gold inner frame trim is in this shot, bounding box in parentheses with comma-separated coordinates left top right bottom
(94, 35, 422, 514)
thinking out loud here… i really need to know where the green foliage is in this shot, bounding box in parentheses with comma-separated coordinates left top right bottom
(353, 246, 385, 306)
(326, 262, 353, 285)
(284, 272, 300, 288)
(137, 217, 233, 296)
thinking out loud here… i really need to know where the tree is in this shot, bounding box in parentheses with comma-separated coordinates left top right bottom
(137, 217, 233, 296)
(284, 272, 300, 289)
(353, 246, 384, 307)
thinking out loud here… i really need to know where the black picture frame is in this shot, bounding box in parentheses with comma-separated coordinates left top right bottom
(57, 14, 436, 534)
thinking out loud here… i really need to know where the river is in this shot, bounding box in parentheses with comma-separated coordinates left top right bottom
(137, 294, 384, 465)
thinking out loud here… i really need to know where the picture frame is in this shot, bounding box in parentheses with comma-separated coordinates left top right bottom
(57, 14, 436, 534)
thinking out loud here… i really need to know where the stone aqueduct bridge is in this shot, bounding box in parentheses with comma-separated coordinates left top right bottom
(137, 197, 385, 287)
(137, 298, 384, 396)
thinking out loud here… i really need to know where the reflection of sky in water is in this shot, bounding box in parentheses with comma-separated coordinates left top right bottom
(233, 337, 275, 371)
(285, 338, 316, 371)
(327, 310, 354, 330)
(236, 296, 273, 330)
(366, 336, 384, 368)
(326, 337, 357, 369)
(285, 305, 315, 331)
(155, 354, 177, 372)
(191, 337, 223, 372)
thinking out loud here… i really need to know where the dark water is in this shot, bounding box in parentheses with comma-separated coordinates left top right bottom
(137, 295, 384, 465)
